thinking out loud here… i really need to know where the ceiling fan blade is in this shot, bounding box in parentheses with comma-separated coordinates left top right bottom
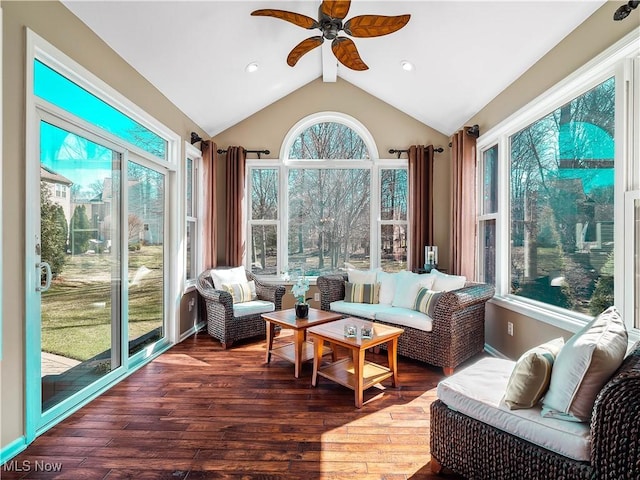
(251, 9, 319, 29)
(344, 14, 411, 37)
(320, 0, 351, 20)
(287, 36, 324, 67)
(331, 37, 368, 71)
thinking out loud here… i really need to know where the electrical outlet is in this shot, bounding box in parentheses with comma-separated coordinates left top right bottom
(314, 292, 320, 301)
(507, 321, 514, 336)
(188, 297, 196, 312)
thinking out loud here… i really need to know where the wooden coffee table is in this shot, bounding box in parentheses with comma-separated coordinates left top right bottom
(308, 318, 404, 408)
(262, 308, 343, 378)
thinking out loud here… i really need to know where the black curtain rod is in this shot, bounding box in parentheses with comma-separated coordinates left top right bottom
(388, 146, 444, 159)
(217, 148, 271, 159)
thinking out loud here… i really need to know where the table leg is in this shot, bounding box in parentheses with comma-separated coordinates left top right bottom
(353, 347, 365, 408)
(387, 337, 399, 387)
(312, 336, 323, 387)
(265, 320, 274, 363)
(293, 329, 305, 378)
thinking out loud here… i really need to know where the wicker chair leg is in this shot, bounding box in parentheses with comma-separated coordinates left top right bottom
(431, 456, 443, 474)
(442, 366, 454, 376)
(221, 341, 233, 350)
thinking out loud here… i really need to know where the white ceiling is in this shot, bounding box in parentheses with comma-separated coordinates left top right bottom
(62, 1, 607, 137)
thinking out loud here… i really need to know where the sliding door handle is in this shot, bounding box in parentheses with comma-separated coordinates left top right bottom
(36, 261, 52, 292)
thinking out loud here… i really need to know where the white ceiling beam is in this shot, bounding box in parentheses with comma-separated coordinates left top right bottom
(322, 42, 337, 83)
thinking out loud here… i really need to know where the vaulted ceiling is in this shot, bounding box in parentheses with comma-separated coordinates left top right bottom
(62, 1, 607, 137)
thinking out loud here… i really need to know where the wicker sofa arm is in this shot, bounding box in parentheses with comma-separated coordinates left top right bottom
(432, 282, 495, 327)
(590, 342, 640, 479)
(317, 274, 348, 310)
(246, 271, 286, 309)
(195, 269, 234, 311)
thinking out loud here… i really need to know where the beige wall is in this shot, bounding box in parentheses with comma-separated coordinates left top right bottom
(212, 77, 451, 269)
(1, 1, 206, 449)
(469, 2, 639, 358)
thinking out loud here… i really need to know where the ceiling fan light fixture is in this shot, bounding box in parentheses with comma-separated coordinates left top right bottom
(401, 60, 414, 72)
(245, 62, 259, 73)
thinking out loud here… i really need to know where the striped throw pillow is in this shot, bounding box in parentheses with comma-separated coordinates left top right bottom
(344, 282, 380, 304)
(503, 337, 564, 410)
(221, 281, 254, 303)
(413, 288, 442, 317)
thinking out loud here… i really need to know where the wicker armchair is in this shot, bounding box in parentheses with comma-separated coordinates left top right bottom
(196, 269, 285, 349)
(317, 273, 495, 375)
(430, 341, 640, 479)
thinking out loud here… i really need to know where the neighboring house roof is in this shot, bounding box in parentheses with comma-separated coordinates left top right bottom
(40, 165, 73, 186)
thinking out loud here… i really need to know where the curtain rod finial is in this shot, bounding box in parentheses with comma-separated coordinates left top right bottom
(190, 132, 203, 144)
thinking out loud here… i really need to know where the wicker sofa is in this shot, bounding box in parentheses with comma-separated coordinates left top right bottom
(317, 273, 495, 374)
(430, 341, 640, 479)
(196, 268, 285, 348)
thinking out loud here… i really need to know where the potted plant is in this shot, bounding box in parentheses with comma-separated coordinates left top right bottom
(291, 273, 311, 318)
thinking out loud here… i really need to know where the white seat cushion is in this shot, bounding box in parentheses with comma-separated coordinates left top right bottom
(232, 300, 275, 317)
(330, 301, 433, 331)
(374, 306, 432, 332)
(330, 300, 378, 320)
(437, 357, 591, 462)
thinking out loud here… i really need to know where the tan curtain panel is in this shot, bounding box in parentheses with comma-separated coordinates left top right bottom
(225, 146, 246, 266)
(408, 145, 434, 271)
(450, 128, 477, 279)
(201, 140, 218, 269)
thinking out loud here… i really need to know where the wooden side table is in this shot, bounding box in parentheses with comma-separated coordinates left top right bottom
(262, 308, 342, 378)
(308, 318, 404, 408)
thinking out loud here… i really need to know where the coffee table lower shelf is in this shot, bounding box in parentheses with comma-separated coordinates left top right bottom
(270, 341, 332, 365)
(316, 357, 393, 391)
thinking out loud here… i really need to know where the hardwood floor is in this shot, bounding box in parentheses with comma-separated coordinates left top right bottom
(2, 329, 469, 479)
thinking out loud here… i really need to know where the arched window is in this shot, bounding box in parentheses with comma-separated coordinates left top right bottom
(247, 112, 407, 278)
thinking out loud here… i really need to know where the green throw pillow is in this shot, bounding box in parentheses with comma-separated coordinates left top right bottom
(344, 282, 380, 304)
(413, 288, 442, 317)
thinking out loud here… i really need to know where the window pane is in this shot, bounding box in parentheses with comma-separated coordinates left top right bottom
(250, 225, 277, 275)
(251, 169, 278, 220)
(483, 145, 498, 214)
(635, 198, 640, 329)
(186, 220, 195, 280)
(381, 169, 407, 220)
(127, 161, 165, 356)
(480, 219, 496, 285)
(34, 60, 167, 159)
(289, 122, 369, 159)
(288, 168, 370, 274)
(510, 77, 614, 315)
(186, 157, 193, 217)
(380, 224, 407, 272)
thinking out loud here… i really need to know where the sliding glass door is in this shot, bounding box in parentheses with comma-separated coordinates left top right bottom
(27, 113, 169, 435)
(33, 118, 124, 419)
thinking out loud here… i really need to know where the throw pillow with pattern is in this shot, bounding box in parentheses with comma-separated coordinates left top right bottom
(413, 288, 442, 317)
(344, 282, 380, 304)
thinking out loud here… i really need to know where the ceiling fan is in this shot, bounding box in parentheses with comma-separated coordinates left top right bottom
(251, 0, 411, 71)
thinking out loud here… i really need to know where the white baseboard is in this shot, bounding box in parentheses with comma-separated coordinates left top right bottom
(179, 321, 206, 342)
(484, 344, 510, 359)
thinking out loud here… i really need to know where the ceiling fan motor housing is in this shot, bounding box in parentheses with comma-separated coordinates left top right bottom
(318, 7, 342, 40)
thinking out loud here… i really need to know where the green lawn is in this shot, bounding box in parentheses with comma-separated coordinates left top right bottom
(42, 245, 164, 361)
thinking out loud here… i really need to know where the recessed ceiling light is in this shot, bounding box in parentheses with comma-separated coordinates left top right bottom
(401, 60, 414, 72)
(245, 62, 259, 73)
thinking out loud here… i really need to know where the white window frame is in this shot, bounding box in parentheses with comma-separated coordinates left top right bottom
(476, 28, 640, 339)
(184, 143, 203, 289)
(25, 29, 181, 442)
(247, 112, 409, 278)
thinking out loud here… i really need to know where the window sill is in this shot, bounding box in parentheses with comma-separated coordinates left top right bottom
(489, 296, 591, 334)
(255, 276, 318, 286)
(489, 296, 640, 344)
